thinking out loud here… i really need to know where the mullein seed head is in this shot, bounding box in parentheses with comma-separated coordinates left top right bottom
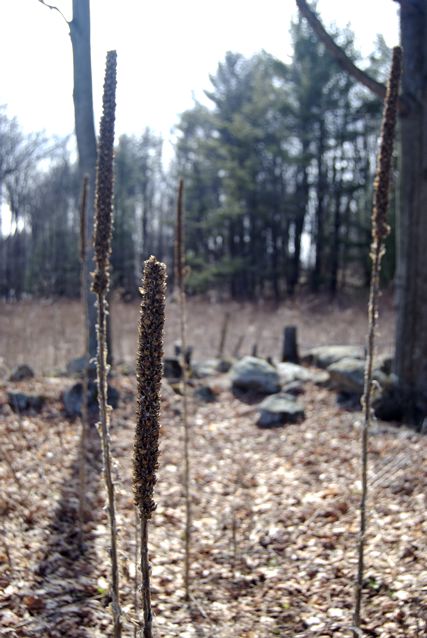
(372, 46, 401, 249)
(133, 256, 167, 519)
(92, 50, 117, 295)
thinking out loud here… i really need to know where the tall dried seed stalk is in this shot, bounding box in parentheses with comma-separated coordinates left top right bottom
(91, 50, 121, 638)
(175, 179, 192, 601)
(133, 255, 167, 638)
(353, 46, 401, 636)
(78, 174, 89, 547)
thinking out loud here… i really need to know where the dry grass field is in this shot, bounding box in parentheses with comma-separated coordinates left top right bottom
(0, 292, 396, 374)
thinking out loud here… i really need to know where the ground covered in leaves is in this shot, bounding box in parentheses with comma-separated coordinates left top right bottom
(0, 372, 426, 637)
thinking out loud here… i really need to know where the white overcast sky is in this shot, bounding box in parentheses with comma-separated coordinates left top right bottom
(0, 0, 399, 147)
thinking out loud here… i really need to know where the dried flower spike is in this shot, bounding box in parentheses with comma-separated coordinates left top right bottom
(92, 49, 121, 638)
(371, 46, 401, 248)
(92, 49, 117, 296)
(353, 45, 401, 636)
(133, 255, 167, 518)
(133, 255, 166, 638)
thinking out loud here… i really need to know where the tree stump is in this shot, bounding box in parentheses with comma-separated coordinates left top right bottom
(282, 326, 299, 363)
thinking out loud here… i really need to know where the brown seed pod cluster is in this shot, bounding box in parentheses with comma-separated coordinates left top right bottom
(133, 256, 167, 519)
(92, 50, 117, 295)
(371, 46, 401, 249)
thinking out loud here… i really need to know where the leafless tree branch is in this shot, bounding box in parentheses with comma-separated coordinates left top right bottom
(295, 0, 388, 100)
(37, 0, 69, 26)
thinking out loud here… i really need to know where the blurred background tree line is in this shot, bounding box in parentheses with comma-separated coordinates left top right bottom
(0, 15, 393, 302)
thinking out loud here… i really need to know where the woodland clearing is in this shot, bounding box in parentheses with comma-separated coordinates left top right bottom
(0, 296, 425, 637)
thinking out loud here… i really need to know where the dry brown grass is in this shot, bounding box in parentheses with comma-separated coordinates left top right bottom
(0, 292, 396, 375)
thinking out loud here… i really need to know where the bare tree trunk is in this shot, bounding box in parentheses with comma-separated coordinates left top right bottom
(394, 1, 427, 424)
(312, 119, 326, 292)
(288, 159, 309, 296)
(69, 0, 98, 370)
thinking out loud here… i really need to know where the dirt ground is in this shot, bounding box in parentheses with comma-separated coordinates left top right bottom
(2, 294, 426, 637)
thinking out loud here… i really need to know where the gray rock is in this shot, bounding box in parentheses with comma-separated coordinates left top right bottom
(231, 356, 281, 395)
(328, 357, 387, 395)
(174, 342, 193, 366)
(336, 392, 362, 411)
(194, 385, 217, 402)
(62, 381, 119, 418)
(276, 362, 313, 385)
(191, 358, 230, 379)
(191, 360, 215, 379)
(376, 353, 394, 375)
(303, 345, 365, 369)
(311, 370, 330, 386)
(216, 359, 233, 374)
(9, 364, 35, 382)
(373, 386, 404, 421)
(282, 381, 305, 396)
(66, 356, 87, 376)
(257, 393, 305, 428)
(8, 392, 44, 413)
(163, 357, 183, 380)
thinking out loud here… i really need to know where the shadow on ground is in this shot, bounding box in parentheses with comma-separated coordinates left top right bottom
(27, 425, 104, 638)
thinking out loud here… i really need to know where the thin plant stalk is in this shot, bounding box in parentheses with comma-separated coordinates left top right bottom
(133, 255, 166, 638)
(353, 46, 401, 636)
(78, 174, 89, 548)
(140, 518, 151, 638)
(175, 178, 191, 601)
(92, 50, 121, 638)
(134, 507, 139, 638)
(217, 311, 231, 359)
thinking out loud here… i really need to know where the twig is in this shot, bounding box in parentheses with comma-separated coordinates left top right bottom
(175, 178, 192, 601)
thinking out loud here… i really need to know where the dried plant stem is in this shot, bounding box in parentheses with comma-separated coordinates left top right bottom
(79, 174, 89, 547)
(133, 256, 166, 638)
(92, 50, 121, 638)
(140, 518, 152, 638)
(353, 47, 401, 636)
(181, 292, 191, 601)
(96, 289, 121, 637)
(134, 507, 139, 638)
(176, 179, 191, 601)
(217, 311, 231, 359)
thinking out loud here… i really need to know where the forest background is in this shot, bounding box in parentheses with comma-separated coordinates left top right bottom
(0, 1, 399, 303)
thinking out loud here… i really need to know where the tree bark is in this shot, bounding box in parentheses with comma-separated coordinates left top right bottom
(69, 0, 98, 368)
(394, 0, 427, 423)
